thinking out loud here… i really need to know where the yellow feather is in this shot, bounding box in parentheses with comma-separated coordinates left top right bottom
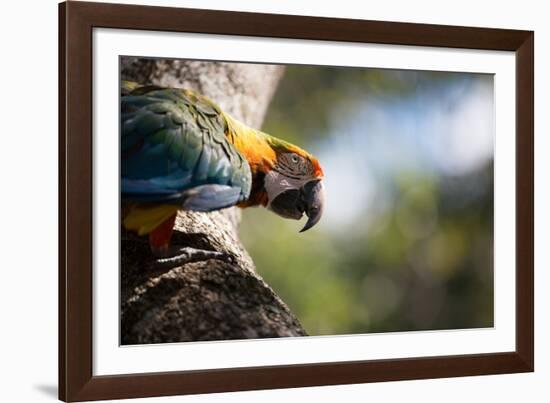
(222, 112, 276, 172)
(123, 204, 180, 236)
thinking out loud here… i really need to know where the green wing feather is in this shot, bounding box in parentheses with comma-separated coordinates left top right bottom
(121, 81, 252, 210)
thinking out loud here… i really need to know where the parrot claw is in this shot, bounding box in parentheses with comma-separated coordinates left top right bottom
(152, 246, 232, 270)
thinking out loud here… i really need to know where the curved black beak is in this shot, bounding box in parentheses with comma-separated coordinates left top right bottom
(299, 180, 325, 233)
(268, 179, 325, 231)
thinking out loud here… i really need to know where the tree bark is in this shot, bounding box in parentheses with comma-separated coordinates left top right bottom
(120, 58, 306, 344)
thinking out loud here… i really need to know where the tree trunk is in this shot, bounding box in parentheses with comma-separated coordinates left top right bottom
(120, 58, 306, 344)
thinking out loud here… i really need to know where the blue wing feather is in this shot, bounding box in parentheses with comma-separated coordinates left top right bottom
(121, 85, 252, 211)
(181, 185, 243, 211)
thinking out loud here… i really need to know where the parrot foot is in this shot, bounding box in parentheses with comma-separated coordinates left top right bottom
(152, 246, 233, 269)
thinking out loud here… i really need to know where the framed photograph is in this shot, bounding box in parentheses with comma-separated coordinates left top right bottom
(59, 1, 534, 401)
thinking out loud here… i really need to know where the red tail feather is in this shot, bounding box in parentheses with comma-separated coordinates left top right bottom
(148, 213, 177, 252)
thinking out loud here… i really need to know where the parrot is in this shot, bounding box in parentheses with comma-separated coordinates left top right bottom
(121, 81, 325, 267)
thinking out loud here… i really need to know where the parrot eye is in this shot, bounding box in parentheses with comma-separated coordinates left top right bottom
(277, 152, 313, 177)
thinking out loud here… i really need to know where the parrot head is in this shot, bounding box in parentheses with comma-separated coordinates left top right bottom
(262, 139, 325, 232)
(223, 112, 325, 232)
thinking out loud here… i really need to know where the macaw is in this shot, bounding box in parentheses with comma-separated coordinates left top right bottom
(121, 81, 325, 267)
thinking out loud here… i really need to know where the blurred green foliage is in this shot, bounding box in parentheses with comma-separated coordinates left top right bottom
(264, 66, 468, 147)
(240, 65, 494, 336)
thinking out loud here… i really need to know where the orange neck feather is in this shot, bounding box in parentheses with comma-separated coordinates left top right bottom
(223, 113, 276, 175)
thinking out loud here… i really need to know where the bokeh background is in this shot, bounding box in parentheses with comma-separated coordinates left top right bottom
(240, 65, 494, 336)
